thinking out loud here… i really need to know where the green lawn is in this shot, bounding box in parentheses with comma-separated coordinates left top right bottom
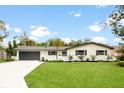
(25, 62, 124, 88)
(0, 59, 5, 63)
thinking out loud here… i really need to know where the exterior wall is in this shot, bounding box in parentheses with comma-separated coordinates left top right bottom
(16, 51, 19, 60)
(40, 51, 68, 61)
(66, 44, 115, 61)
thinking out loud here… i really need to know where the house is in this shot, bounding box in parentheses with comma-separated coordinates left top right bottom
(16, 42, 116, 61)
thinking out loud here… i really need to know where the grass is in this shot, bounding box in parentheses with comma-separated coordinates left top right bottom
(25, 62, 124, 88)
(0, 59, 5, 63)
(0, 58, 15, 63)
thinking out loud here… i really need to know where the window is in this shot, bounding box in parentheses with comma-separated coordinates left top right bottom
(76, 50, 87, 55)
(96, 50, 107, 55)
(48, 51, 57, 55)
(62, 51, 67, 56)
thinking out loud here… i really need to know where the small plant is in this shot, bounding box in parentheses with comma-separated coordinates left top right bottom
(4, 58, 15, 62)
(78, 55, 84, 62)
(90, 55, 96, 61)
(107, 55, 113, 61)
(86, 58, 89, 62)
(116, 55, 124, 61)
(68, 55, 73, 62)
(41, 57, 45, 61)
(45, 59, 48, 62)
(117, 62, 124, 67)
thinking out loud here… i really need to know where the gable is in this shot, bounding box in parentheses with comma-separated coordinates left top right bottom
(67, 43, 113, 51)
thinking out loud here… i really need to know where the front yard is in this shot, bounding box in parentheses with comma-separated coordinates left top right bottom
(25, 62, 124, 88)
(0, 58, 15, 63)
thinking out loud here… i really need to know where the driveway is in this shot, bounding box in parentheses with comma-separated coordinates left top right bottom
(0, 61, 42, 88)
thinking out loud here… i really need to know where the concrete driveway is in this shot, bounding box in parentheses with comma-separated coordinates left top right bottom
(0, 61, 42, 88)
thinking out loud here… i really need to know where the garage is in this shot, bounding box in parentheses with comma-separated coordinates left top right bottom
(19, 52, 40, 60)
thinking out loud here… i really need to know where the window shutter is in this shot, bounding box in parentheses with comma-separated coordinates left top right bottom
(105, 50, 107, 55)
(76, 50, 77, 55)
(48, 51, 50, 55)
(85, 50, 87, 55)
(96, 50, 98, 55)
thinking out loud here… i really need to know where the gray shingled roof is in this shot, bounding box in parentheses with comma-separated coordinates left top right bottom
(16, 42, 114, 51)
(16, 46, 71, 51)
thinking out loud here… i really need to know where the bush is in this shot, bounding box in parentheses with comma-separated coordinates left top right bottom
(41, 57, 45, 61)
(117, 62, 124, 67)
(47, 60, 64, 63)
(68, 55, 73, 62)
(5, 58, 15, 62)
(116, 55, 124, 61)
(78, 55, 84, 61)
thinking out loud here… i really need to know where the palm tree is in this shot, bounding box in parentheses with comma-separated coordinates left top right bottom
(78, 55, 84, 62)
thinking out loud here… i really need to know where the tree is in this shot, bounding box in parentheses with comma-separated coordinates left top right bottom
(6, 42, 13, 58)
(78, 55, 84, 62)
(37, 42, 48, 46)
(0, 45, 5, 59)
(12, 39, 18, 56)
(18, 32, 36, 46)
(48, 38, 64, 61)
(106, 6, 124, 39)
(18, 31, 29, 46)
(0, 20, 8, 42)
(106, 5, 124, 60)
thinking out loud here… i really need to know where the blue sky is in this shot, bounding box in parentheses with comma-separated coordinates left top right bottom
(0, 5, 120, 46)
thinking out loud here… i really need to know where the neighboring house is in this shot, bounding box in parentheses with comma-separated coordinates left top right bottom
(16, 42, 116, 61)
(111, 46, 121, 56)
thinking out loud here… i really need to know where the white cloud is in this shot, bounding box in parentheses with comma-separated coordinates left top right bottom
(88, 22, 104, 32)
(29, 36, 38, 41)
(5, 24, 12, 31)
(61, 38, 76, 44)
(70, 11, 82, 17)
(31, 26, 53, 37)
(96, 5, 108, 8)
(61, 38, 72, 44)
(14, 28, 22, 33)
(30, 25, 37, 29)
(92, 37, 107, 44)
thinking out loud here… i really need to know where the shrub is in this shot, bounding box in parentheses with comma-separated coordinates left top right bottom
(78, 55, 84, 61)
(86, 58, 89, 62)
(68, 55, 73, 62)
(117, 62, 124, 67)
(107, 55, 113, 61)
(41, 57, 45, 61)
(45, 59, 48, 62)
(47, 60, 64, 62)
(5, 58, 15, 62)
(116, 55, 124, 61)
